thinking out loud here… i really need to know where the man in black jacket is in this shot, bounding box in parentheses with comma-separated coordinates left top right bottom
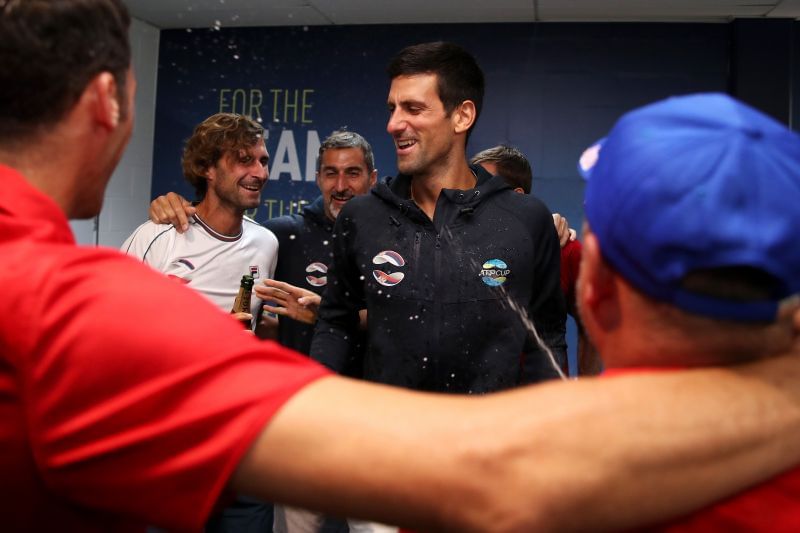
(310, 42, 567, 392)
(256, 130, 377, 359)
(257, 130, 380, 533)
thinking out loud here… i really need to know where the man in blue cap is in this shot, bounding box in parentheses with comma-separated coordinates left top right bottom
(578, 92, 800, 527)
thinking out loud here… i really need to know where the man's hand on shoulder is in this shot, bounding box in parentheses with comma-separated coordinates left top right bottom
(552, 213, 577, 248)
(149, 192, 195, 233)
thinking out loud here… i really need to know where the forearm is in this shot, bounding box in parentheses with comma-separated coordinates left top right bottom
(493, 354, 800, 531)
(233, 352, 800, 532)
(232, 377, 483, 531)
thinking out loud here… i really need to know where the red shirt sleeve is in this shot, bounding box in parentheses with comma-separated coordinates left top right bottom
(559, 239, 582, 317)
(16, 246, 329, 531)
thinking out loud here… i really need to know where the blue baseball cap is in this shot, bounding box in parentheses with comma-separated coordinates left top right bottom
(579, 93, 800, 322)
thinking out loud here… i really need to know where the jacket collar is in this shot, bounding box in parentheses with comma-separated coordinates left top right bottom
(301, 196, 333, 228)
(374, 163, 511, 208)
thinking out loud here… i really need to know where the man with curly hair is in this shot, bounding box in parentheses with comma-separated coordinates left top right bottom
(123, 113, 279, 339)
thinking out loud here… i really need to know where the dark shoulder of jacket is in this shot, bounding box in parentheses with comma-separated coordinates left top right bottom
(262, 212, 303, 240)
(469, 163, 514, 200)
(299, 196, 330, 227)
(371, 174, 411, 204)
(262, 196, 324, 237)
(490, 184, 554, 235)
(340, 188, 385, 220)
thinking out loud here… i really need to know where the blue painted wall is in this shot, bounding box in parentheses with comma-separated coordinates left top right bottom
(153, 22, 733, 227)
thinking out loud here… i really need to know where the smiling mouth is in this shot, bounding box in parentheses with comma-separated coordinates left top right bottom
(396, 139, 417, 150)
(240, 182, 262, 192)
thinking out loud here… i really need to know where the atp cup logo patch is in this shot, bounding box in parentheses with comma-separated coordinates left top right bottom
(305, 262, 328, 287)
(480, 259, 510, 287)
(372, 250, 405, 287)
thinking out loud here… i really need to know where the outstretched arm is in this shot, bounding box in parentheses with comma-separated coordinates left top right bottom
(256, 279, 321, 325)
(234, 350, 800, 532)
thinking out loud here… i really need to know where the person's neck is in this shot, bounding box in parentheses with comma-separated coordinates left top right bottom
(410, 156, 475, 220)
(1, 138, 84, 217)
(598, 311, 777, 370)
(195, 197, 244, 236)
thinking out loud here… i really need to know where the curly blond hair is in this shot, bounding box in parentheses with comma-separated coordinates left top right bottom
(182, 113, 264, 200)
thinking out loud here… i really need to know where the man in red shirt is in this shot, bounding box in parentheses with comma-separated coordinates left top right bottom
(577, 92, 800, 528)
(3, 2, 800, 531)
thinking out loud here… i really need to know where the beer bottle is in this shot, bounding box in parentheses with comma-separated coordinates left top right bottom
(231, 274, 254, 329)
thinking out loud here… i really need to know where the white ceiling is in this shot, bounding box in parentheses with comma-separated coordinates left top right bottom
(125, 0, 800, 29)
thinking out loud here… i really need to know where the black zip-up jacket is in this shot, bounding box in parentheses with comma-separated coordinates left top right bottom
(263, 196, 334, 356)
(310, 165, 567, 393)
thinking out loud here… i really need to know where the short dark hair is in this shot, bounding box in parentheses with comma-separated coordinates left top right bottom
(317, 129, 375, 173)
(182, 113, 265, 200)
(387, 42, 485, 137)
(0, 0, 131, 145)
(470, 145, 533, 194)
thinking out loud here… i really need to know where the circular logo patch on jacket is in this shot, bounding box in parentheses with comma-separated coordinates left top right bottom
(305, 262, 328, 287)
(372, 250, 406, 287)
(480, 258, 510, 287)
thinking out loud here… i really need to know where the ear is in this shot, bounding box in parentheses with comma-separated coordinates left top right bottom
(88, 72, 121, 130)
(205, 166, 216, 184)
(368, 169, 378, 188)
(452, 100, 476, 134)
(577, 228, 621, 333)
(204, 159, 218, 184)
(513, 187, 525, 194)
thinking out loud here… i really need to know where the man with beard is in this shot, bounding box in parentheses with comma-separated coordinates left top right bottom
(149, 129, 376, 367)
(125, 113, 278, 337)
(255, 130, 377, 362)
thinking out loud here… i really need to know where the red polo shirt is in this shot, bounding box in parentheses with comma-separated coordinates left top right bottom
(0, 164, 329, 531)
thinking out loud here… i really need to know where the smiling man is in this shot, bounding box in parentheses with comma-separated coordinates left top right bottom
(149, 129, 377, 358)
(6, 4, 800, 531)
(310, 42, 568, 391)
(256, 130, 377, 355)
(124, 113, 278, 334)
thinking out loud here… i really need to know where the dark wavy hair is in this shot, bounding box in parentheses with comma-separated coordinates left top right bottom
(182, 113, 265, 200)
(387, 41, 485, 138)
(0, 0, 131, 144)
